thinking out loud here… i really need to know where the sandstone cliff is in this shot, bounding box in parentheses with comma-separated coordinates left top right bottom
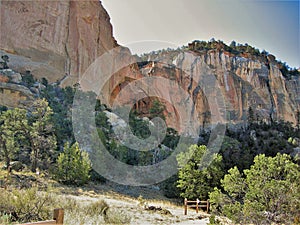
(0, 0, 118, 84)
(132, 49, 300, 127)
(0, 1, 299, 129)
(0, 82, 34, 108)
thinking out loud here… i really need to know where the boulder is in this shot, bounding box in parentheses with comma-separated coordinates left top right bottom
(10, 72, 22, 83)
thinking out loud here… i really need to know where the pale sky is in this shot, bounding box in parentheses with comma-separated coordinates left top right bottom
(101, 0, 300, 68)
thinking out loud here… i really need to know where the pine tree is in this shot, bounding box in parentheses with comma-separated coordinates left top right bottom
(1, 55, 9, 69)
(56, 142, 91, 185)
(209, 153, 300, 224)
(27, 99, 57, 172)
(247, 106, 255, 126)
(177, 145, 224, 199)
(0, 108, 28, 170)
(149, 100, 165, 120)
(296, 110, 300, 133)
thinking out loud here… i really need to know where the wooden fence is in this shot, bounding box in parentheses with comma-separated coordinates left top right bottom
(184, 198, 209, 215)
(20, 208, 64, 225)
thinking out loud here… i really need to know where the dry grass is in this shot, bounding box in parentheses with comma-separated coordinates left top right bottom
(0, 166, 210, 225)
(0, 186, 133, 225)
(57, 197, 108, 225)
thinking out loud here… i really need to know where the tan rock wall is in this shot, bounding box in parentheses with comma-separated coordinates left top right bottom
(140, 50, 300, 126)
(0, 83, 34, 108)
(0, 0, 117, 84)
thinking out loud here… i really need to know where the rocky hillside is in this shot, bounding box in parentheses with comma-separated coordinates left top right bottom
(0, 1, 299, 128)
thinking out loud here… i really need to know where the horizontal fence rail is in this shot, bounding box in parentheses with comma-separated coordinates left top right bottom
(20, 208, 64, 225)
(184, 198, 209, 215)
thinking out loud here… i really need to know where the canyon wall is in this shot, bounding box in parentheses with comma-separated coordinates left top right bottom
(0, 0, 118, 85)
(1, 1, 299, 128)
(135, 49, 300, 127)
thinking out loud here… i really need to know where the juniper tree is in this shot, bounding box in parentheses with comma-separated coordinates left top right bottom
(177, 145, 224, 200)
(209, 153, 300, 224)
(27, 99, 57, 172)
(0, 108, 28, 170)
(56, 142, 91, 185)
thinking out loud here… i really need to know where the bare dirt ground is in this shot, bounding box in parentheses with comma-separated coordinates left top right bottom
(0, 168, 224, 225)
(69, 194, 210, 225)
(55, 180, 213, 224)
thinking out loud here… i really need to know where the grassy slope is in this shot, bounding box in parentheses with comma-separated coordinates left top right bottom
(0, 165, 226, 225)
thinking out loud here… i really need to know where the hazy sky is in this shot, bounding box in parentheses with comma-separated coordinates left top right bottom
(101, 0, 300, 68)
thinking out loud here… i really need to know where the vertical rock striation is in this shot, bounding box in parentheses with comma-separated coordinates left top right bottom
(0, 0, 118, 84)
(0, 1, 299, 128)
(138, 49, 300, 127)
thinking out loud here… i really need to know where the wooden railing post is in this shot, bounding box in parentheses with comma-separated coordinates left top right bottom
(206, 200, 209, 213)
(184, 198, 187, 215)
(184, 198, 210, 215)
(53, 208, 64, 224)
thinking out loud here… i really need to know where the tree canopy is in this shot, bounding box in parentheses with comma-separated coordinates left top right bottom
(56, 142, 91, 185)
(209, 153, 300, 224)
(0, 108, 28, 169)
(177, 145, 224, 200)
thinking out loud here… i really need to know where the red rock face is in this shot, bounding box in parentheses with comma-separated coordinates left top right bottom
(0, 0, 117, 84)
(132, 50, 300, 127)
(1, 1, 299, 129)
(92, 48, 299, 130)
(0, 74, 9, 83)
(0, 0, 143, 115)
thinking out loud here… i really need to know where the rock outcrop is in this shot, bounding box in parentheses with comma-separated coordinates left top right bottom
(0, 0, 117, 84)
(132, 49, 300, 127)
(0, 1, 299, 129)
(0, 82, 34, 108)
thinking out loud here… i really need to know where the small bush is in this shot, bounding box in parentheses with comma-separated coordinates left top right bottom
(22, 71, 35, 87)
(57, 197, 109, 225)
(208, 215, 222, 225)
(0, 187, 56, 223)
(137, 195, 147, 207)
(85, 200, 109, 216)
(55, 142, 91, 185)
(104, 208, 131, 224)
(0, 213, 13, 225)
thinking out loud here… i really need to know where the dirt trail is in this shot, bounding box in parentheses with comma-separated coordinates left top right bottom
(70, 194, 210, 225)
